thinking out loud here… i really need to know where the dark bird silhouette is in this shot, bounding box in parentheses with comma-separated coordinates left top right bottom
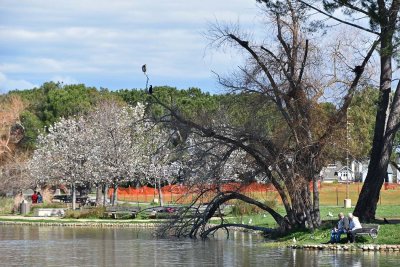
(149, 85, 153, 94)
(352, 65, 364, 75)
(384, 218, 390, 224)
(142, 64, 147, 73)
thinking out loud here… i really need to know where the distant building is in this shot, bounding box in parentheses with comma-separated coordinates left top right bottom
(320, 162, 355, 183)
(321, 159, 397, 183)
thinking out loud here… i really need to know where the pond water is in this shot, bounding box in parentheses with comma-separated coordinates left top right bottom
(0, 225, 399, 266)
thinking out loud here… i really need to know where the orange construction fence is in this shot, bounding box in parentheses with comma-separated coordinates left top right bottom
(107, 181, 325, 203)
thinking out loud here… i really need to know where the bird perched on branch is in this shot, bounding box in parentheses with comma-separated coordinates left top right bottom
(352, 65, 364, 75)
(142, 64, 147, 73)
(149, 85, 153, 94)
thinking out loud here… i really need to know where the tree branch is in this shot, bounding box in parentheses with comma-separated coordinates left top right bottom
(200, 223, 274, 239)
(297, 0, 380, 35)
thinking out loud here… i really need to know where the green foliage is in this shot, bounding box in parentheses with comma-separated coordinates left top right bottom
(231, 200, 268, 216)
(348, 87, 379, 160)
(19, 111, 43, 149)
(4, 82, 386, 165)
(0, 197, 14, 214)
(64, 206, 106, 219)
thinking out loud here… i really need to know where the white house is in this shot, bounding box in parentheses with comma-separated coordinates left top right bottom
(321, 159, 397, 183)
(336, 166, 354, 182)
(320, 162, 355, 183)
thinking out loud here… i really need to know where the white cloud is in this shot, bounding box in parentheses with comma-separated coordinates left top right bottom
(0, 0, 261, 93)
(0, 72, 38, 93)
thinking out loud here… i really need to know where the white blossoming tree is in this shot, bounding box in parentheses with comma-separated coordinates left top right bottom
(29, 100, 176, 208)
(29, 117, 92, 209)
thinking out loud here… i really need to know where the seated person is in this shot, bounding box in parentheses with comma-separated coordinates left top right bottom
(329, 212, 349, 244)
(347, 213, 362, 243)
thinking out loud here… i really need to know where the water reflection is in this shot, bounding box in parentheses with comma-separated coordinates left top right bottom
(0, 225, 399, 266)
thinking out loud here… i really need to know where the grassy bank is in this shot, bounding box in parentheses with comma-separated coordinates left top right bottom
(214, 205, 400, 245)
(263, 223, 400, 247)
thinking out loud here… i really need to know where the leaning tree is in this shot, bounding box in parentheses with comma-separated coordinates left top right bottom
(152, 0, 378, 236)
(294, 0, 400, 222)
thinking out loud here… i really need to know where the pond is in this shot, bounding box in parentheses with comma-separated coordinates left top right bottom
(0, 225, 399, 266)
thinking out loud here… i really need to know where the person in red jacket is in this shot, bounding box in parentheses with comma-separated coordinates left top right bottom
(31, 191, 38, 204)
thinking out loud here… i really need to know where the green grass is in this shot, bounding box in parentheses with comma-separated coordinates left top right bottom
(264, 223, 400, 246)
(211, 205, 400, 245)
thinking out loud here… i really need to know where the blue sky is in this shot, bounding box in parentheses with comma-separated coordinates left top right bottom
(0, 0, 262, 94)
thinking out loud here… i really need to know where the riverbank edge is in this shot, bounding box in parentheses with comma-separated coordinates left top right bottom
(0, 218, 267, 232)
(288, 244, 400, 253)
(0, 216, 161, 228)
(0, 220, 160, 228)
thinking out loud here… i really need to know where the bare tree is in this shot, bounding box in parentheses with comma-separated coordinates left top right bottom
(153, 0, 377, 236)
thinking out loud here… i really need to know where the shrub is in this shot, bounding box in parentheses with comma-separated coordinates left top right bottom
(231, 200, 263, 216)
(0, 197, 14, 214)
(64, 206, 106, 219)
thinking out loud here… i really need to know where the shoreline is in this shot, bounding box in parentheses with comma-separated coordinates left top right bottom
(288, 244, 400, 253)
(2, 215, 400, 253)
(0, 220, 159, 228)
(0, 215, 160, 228)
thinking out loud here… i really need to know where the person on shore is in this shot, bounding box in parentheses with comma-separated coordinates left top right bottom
(347, 213, 362, 243)
(37, 192, 43, 203)
(31, 191, 38, 204)
(329, 212, 349, 243)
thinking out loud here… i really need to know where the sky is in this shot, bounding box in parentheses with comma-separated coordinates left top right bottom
(0, 0, 263, 94)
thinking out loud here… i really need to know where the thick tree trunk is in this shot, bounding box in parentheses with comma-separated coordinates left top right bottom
(312, 176, 321, 227)
(354, 85, 400, 221)
(284, 176, 321, 230)
(353, 30, 399, 222)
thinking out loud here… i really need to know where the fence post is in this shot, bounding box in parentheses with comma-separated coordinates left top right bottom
(336, 186, 339, 206)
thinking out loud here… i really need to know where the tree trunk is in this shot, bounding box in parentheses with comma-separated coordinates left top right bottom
(112, 178, 118, 206)
(157, 177, 164, 206)
(71, 182, 76, 210)
(353, 29, 398, 222)
(95, 184, 101, 206)
(354, 84, 400, 221)
(312, 177, 321, 227)
(103, 183, 108, 206)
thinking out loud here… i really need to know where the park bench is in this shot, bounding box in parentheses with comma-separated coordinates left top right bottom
(353, 224, 380, 240)
(104, 206, 141, 219)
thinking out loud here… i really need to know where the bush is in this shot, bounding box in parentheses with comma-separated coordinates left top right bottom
(64, 206, 106, 219)
(231, 200, 263, 216)
(230, 192, 278, 216)
(0, 197, 14, 214)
